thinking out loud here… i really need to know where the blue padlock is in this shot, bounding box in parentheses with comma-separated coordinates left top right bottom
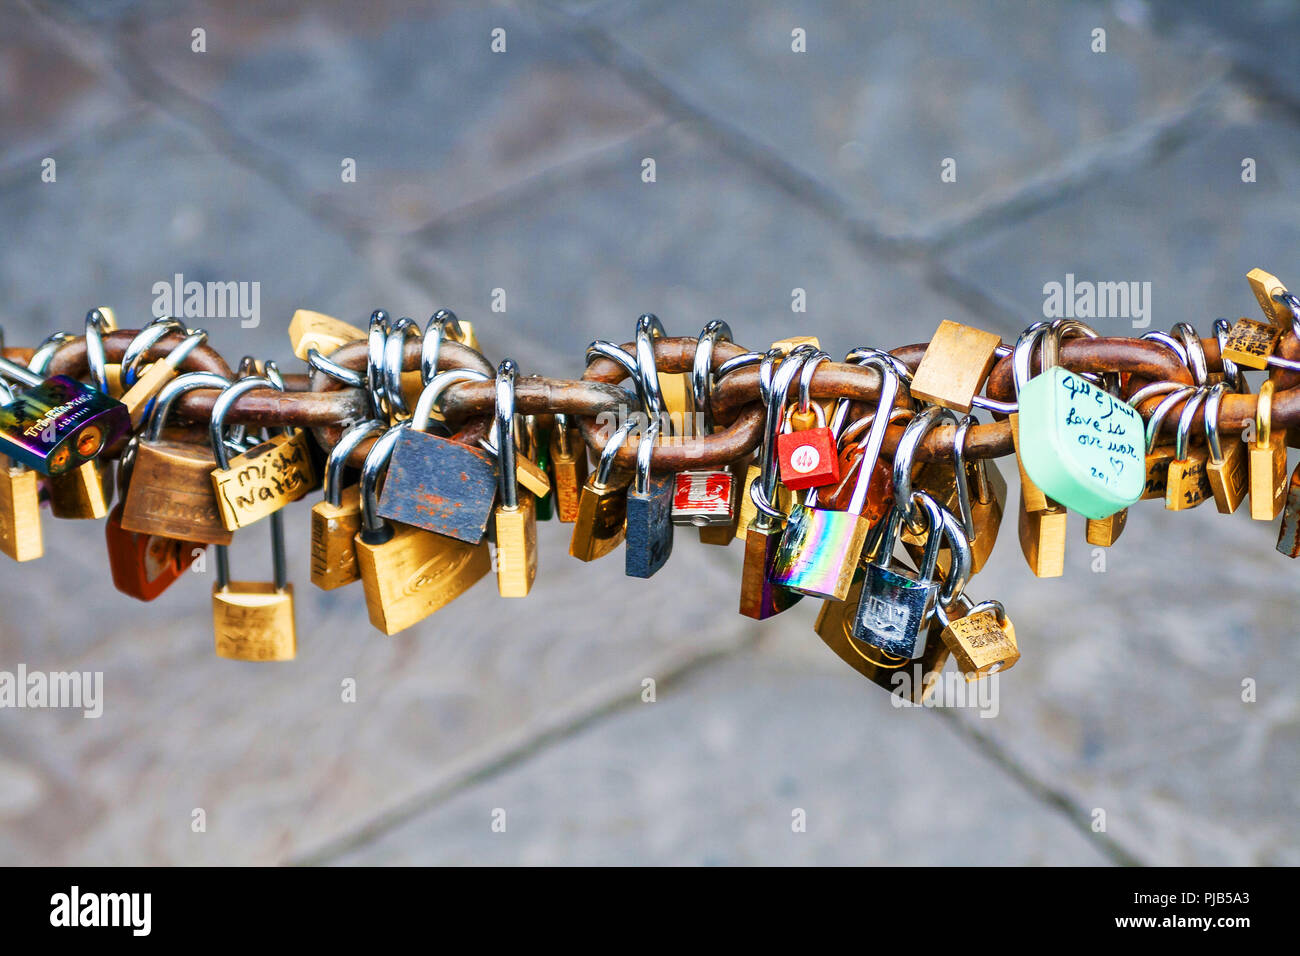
(625, 419, 673, 578)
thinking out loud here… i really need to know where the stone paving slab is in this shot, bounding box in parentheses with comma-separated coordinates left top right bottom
(54, 0, 666, 236)
(332, 644, 1113, 866)
(571, 0, 1229, 243)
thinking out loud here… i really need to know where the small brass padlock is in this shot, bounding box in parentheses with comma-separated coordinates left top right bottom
(907, 319, 1002, 415)
(1249, 379, 1288, 521)
(550, 413, 588, 523)
(1202, 383, 1247, 515)
(0, 451, 42, 562)
(211, 514, 296, 661)
(570, 420, 633, 562)
(1164, 388, 1212, 512)
(310, 419, 385, 590)
(938, 597, 1018, 681)
(492, 360, 539, 596)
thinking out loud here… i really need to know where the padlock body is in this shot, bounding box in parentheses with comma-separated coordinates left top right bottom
(0, 376, 130, 476)
(770, 503, 869, 601)
(739, 519, 802, 620)
(1165, 452, 1211, 511)
(356, 523, 491, 632)
(122, 440, 233, 545)
(698, 458, 746, 545)
(212, 431, 318, 530)
(212, 582, 296, 661)
(550, 427, 589, 523)
(569, 476, 629, 561)
(0, 462, 42, 561)
(625, 473, 674, 578)
(1206, 438, 1247, 514)
(310, 486, 363, 590)
(495, 497, 539, 596)
(105, 504, 197, 601)
(671, 468, 735, 526)
(941, 612, 1019, 680)
(776, 427, 840, 490)
(1142, 444, 1177, 501)
(48, 461, 109, 519)
(1017, 491, 1066, 577)
(1085, 507, 1126, 547)
(1276, 460, 1300, 558)
(1221, 318, 1280, 369)
(908, 320, 1002, 414)
(288, 309, 367, 361)
(1249, 433, 1288, 520)
(852, 563, 939, 659)
(1016, 368, 1144, 519)
(377, 429, 498, 543)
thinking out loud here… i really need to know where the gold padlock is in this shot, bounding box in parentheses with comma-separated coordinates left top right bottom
(310, 420, 384, 590)
(288, 309, 367, 361)
(493, 360, 538, 597)
(939, 598, 1018, 680)
(0, 455, 42, 561)
(1164, 388, 1212, 511)
(1221, 317, 1281, 370)
(1249, 379, 1288, 521)
(1085, 508, 1126, 547)
(211, 514, 296, 661)
(1202, 383, 1247, 515)
(1017, 488, 1066, 578)
(549, 414, 588, 523)
(570, 420, 632, 561)
(1246, 267, 1292, 330)
(48, 461, 110, 520)
(908, 320, 1002, 415)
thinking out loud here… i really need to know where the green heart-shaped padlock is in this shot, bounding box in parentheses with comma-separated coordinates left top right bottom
(1016, 366, 1144, 519)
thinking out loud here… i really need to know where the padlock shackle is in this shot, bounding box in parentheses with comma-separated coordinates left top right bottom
(1011, 322, 1051, 397)
(366, 309, 391, 421)
(756, 346, 816, 513)
(692, 319, 733, 435)
(359, 423, 406, 537)
(845, 357, 901, 517)
(892, 405, 958, 507)
(1203, 382, 1227, 463)
(634, 313, 667, 421)
(596, 418, 636, 487)
(84, 308, 113, 394)
(148, 371, 232, 442)
(325, 419, 386, 505)
(1144, 385, 1197, 453)
(0, 354, 44, 389)
(120, 318, 184, 386)
(411, 368, 489, 433)
(634, 419, 660, 496)
(1173, 386, 1208, 461)
(209, 376, 278, 470)
(586, 340, 644, 414)
(935, 497, 973, 610)
(383, 317, 420, 419)
(495, 359, 520, 509)
(1170, 321, 1209, 386)
(422, 309, 470, 385)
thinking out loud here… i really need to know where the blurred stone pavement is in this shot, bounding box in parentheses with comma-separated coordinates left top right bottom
(0, 0, 1297, 865)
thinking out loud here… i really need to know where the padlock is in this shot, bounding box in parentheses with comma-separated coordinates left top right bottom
(776, 402, 839, 490)
(1017, 321, 1144, 520)
(376, 368, 498, 543)
(907, 319, 1002, 414)
(549, 414, 588, 523)
(1164, 387, 1212, 511)
(739, 348, 812, 619)
(770, 355, 901, 601)
(625, 419, 674, 579)
(734, 460, 793, 540)
(117, 328, 208, 429)
(1246, 267, 1291, 330)
(1276, 459, 1300, 558)
(311, 419, 385, 590)
(889, 405, 959, 567)
(1221, 317, 1281, 370)
(106, 503, 200, 602)
(492, 359, 539, 596)
(569, 419, 634, 562)
(288, 308, 367, 361)
(1085, 508, 1126, 547)
(938, 597, 1018, 681)
(671, 467, 736, 526)
(0, 446, 42, 562)
(1137, 384, 1193, 502)
(209, 375, 318, 531)
(47, 460, 110, 519)
(1203, 382, 1247, 515)
(1008, 322, 1053, 513)
(1249, 379, 1288, 521)
(0, 354, 130, 476)
(120, 371, 234, 545)
(354, 424, 492, 632)
(211, 512, 296, 661)
(697, 457, 747, 545)
(1017, 488, 1067, 577)
(852, 491, 952, 660)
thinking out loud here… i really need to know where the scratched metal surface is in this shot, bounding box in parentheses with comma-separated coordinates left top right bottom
(0, 0, 1295, 865)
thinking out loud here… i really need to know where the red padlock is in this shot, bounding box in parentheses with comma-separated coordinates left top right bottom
(105, 503, 201, 601)
(777, 403, 840, 490)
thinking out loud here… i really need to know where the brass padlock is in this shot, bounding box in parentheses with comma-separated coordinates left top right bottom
(211, 512, 296, 661)
(354, 423, 492, 634)
(1246, 267, 1292, 330)
(118, 329, 209, 429)
(907, 319, 1002, 414)
(48, 461, 110, 520)
(120, 371, 234, 546)
(549, 414, 588, 523)
(938, 596, 1018, 680)
(0, 452, 42, 562)
(1165, 388, 1212, 511)
(1221, 317, 1281, 370)
(492, 360, 538, 597)
(288, 309, 367, 361)
(1137, 384, 1194, 502)
(1017, 487, 1066, 578)
(569, 419, 633, 562)
(1249, 379, 1288, 521)
(1085, 508, 1126, 547)
(310, 419, 384, 590)
(1202, 382, 1246, 515)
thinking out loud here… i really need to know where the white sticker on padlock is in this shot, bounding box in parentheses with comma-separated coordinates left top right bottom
(790, 444, 821, 474)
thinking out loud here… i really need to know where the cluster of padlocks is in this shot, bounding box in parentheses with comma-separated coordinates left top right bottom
(1, 266, 1298, 699)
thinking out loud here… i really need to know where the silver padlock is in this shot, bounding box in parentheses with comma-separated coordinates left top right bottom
(852, 491, 954, 659)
